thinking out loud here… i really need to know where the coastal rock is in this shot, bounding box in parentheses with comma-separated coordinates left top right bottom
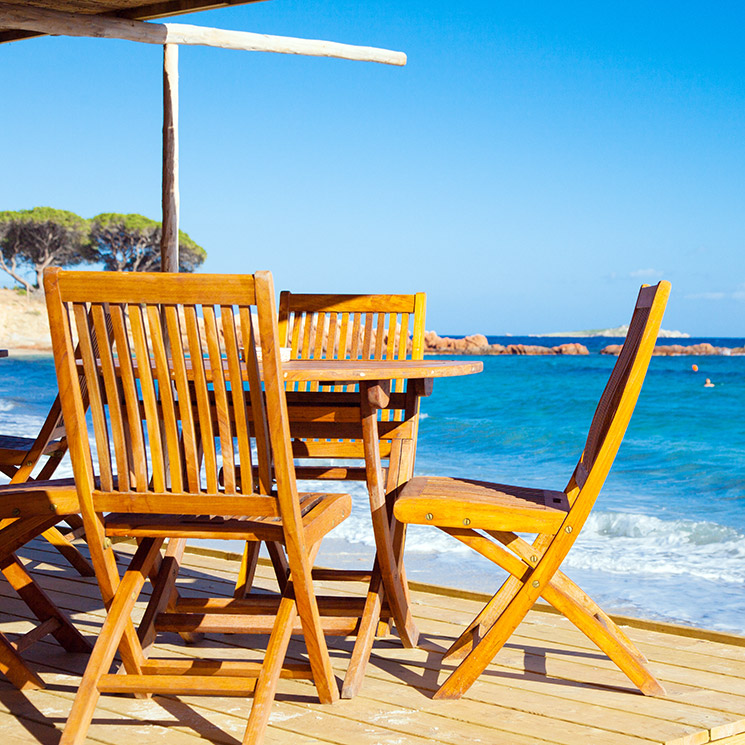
(424, 331, 490, 354)
(423, 331, 590, 356)
(654, 343, 722, 356)
(552, 343, 589, 355)
(601, 342, 736, 356)
(504, 344, 554, 355)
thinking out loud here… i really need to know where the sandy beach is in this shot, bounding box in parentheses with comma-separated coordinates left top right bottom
(0, 289, 53, 353)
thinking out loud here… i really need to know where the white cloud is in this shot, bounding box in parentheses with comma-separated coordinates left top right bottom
(629, 268, 663, 279)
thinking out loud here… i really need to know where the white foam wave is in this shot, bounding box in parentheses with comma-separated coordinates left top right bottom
(564, 511, 745, 585)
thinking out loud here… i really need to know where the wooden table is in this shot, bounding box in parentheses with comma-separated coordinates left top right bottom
(281, 358, 483, 696)
(69, 354, 483, 695)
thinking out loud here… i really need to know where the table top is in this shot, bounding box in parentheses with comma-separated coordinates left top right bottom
(281, 359, 483, 383)
(81, 356, 483, 383)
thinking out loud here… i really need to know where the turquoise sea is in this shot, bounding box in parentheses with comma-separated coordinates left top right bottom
(1, 339, 743, 633)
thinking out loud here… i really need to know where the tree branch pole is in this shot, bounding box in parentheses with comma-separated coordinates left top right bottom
(0, 4, 407, 66)
(161, 43, 179, 272)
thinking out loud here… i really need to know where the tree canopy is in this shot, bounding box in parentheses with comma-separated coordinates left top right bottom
(89, 213, 206, 273)
(0, 208, 206, 290)
(0, 207, 92, 292)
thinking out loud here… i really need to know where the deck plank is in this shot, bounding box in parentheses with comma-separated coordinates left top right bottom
(1, 540, 744, 745)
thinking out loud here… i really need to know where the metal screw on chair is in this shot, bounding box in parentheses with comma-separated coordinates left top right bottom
(463, 518, 471, 526)
(565, 526, 573, 533)
(49, 504, 57, 512)
(24, 460, 33, 467)
(530, 555, 538, 564)
(425, 513, 433, 520)
(12, 507, 20, 517)
(532, 580, 540, 588)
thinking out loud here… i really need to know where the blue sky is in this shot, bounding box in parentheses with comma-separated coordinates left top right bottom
(1, 1, 743, 335)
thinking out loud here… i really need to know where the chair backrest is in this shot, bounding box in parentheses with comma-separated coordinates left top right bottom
(43, 269, 301, 530)
(279, 291, 426, 386)
(277, 292, 426, 466)
(567, 281, 670, 512)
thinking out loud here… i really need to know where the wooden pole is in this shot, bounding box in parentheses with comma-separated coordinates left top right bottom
(161, 43, 179, 273)
(0, 4, 407, 66)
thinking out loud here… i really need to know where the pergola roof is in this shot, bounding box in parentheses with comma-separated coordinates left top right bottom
(0, 0, 264, 44)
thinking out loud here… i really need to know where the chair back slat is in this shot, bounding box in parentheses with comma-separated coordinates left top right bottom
(240, 306, 273, 495)
(570, 281, 670, 503)
(220, 305, 253, 495)
(163, 306, 198, 492)
(44, 270, 290, 522)
(129, 303, 167, 492)
(74, 303, 115, 492)
(183, 304, 219, 493)
(109, 304, 149, 491)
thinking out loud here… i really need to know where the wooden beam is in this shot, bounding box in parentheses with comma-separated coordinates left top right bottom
(0, 1, 269, 45)
(0, 3, 407, 66)
(161, 43, 179, 272)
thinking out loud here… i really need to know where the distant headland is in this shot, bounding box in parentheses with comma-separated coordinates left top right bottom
(535, 325, 690, 339)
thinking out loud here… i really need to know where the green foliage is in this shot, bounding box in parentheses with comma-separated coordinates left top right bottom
(0, 206, 91, 290)
(0, 206, 88, 232)
(90, 213, 206, 273)
(0, 208, 206, 288)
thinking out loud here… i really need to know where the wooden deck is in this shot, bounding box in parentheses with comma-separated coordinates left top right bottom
(2, 539, 745, 745)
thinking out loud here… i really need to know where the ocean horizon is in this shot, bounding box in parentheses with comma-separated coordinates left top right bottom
(1, 338, 743, 634)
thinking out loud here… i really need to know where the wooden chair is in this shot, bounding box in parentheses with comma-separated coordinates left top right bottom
(0, 480, 91, 690)
(43, 268, 351, 745)
(235, 292, 427, 598)
(0, 394, 93, 577)
(394, 281, 671, 699)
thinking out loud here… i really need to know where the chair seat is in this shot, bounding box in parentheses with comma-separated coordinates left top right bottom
(0, 435, 65, 466)
(394, 476, 569, 533)
(0, 478, 80, 520)
(105, 491, 351, 544)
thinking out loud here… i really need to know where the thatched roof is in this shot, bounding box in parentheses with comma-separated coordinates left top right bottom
(0, 0, 265, 44)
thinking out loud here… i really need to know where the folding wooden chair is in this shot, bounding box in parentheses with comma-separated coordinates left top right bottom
(0, 479, 91, 689)
(44, 268, 351, 745)
(394, 281, 670, 699)
(0, 394, 93, 577)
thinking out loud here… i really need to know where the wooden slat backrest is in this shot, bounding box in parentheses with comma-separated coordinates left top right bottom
(278, 293, 426, 452)
(568, 281, 670, 507)
(43, 270, 288, 525)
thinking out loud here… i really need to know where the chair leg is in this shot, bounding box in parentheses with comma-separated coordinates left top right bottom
(0, 554, 91, 654)
(288, 541, 339, 706)
(266, 542, 289, 593)
(341, 566, 384, 699)
(138, 538, 188, 654)
(243, 585, 299, 743)
(235, 541, 261, 599)
(542, 576, 666, 695)
(41, 526, 95, 577)
(0, 631, 45, 690)
(60, 537, 163, 745)
(444, 574, 524, 662)
(435, 571, 545, 699)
